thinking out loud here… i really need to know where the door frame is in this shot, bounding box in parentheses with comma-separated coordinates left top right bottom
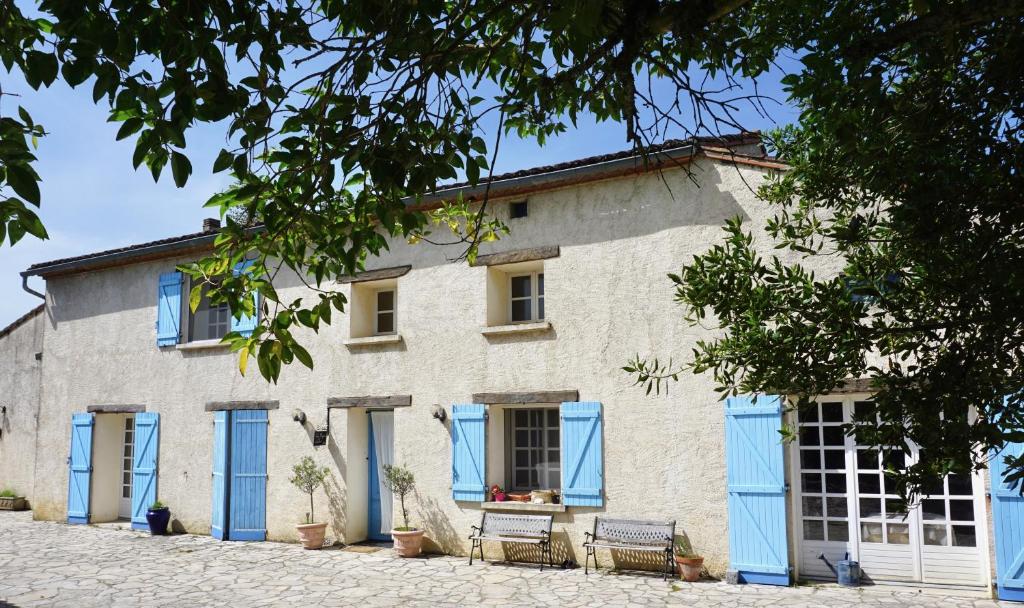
(787, 392, 993, 588)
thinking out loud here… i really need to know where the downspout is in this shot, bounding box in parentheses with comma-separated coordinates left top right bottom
(21, 273, 45, 300)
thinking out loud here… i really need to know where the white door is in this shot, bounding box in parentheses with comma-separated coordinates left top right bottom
(792, 397, 987, 586)
(117, 416, 134, 519)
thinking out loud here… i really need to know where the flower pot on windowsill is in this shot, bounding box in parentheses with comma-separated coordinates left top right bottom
(146, 507, 170, 535)
(391, 527, 425, 557)
(0, 496, 27, 511)
(675, 555, 704, 582)
(296, 522, 328, 549)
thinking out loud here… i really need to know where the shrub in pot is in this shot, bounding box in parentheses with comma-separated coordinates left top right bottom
(290, 456, 331, 549)
(383, 464, 423, 557)
(146, 500, 170, 535)
(674, 541, 704, 582)
(0, 488, 27, 511)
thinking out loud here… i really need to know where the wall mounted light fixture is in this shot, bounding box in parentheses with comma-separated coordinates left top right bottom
(431, 405, 447, 422)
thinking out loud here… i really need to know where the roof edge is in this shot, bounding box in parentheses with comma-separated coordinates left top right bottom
(0, 304, 44, 341)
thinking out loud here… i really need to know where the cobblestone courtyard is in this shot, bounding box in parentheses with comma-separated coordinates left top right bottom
(0, 512, 1011, 607)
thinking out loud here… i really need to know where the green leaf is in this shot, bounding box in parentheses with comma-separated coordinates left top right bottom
(170, 151, 192, 187)
(6, 165, 40, 206)
(213, 149, 234, 173)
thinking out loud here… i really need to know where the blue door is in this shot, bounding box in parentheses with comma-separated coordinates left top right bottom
(367, 414, 390, 541)
(211, 411, 229, 540)
(228, 409, 268, 541)
(725, 395, 790, 585)
(992, 439, 1024, 601)
(130, 412, 160, 530)
(67, 413, 94, 524)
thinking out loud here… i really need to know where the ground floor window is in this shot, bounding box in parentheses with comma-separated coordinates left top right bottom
(505, 407, 560, 491)
(793, 396, 986, 585)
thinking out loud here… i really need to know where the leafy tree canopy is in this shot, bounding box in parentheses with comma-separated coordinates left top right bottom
(2, 0, 1023, 494)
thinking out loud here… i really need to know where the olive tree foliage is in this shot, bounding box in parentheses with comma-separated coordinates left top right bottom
(627, 2, 1024, 497)
(0, 0, 768, 382)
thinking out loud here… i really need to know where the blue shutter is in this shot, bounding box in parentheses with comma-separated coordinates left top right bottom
(725, 395, 789, 585)
(451, 404, 486, 501)
(229, 409, 268, 541)
(156, 272, 182, 346)
(130, 413, 160, 530)
(559, 402, 604, 507)
(67, 413, 94, 524)
(211, 411, 229, 540)
(992, 438, 1024, 601)
(230, 260, 259, 337)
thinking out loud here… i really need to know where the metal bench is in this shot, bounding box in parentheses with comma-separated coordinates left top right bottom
(468, 512, 554, 570)
(583, 517, 676, 580)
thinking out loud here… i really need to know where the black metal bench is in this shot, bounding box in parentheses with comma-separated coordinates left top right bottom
(583, 517, 676, 580)
(468, 512, 554, 570)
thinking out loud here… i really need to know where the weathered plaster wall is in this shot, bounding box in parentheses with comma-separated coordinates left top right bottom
(30, 159, 833, 574)
(0, 308, 43, 503)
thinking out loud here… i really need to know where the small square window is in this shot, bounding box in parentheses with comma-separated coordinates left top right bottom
(510, 201, 528, 218)
(188, 281, 231, 342)
(509, 272, 544, 323)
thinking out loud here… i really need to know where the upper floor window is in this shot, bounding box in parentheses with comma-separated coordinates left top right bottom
(375, 289, 396, 335)
(509, 272, 544, 323)
(188, 283, 230, 342)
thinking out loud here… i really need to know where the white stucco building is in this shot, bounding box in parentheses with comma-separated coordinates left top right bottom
(1, 136, 1020, 598)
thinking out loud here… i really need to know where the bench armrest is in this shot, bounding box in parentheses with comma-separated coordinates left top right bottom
(584, 531, 594, 542)
(469, 525, 482, 538)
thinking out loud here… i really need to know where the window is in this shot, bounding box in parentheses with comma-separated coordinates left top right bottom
(375, 289, 396, 335)
(188, 282, 230, 341)
(505, 408, 560, 491)
(509, 272, 544, 323)
(510, 201, 528, 219)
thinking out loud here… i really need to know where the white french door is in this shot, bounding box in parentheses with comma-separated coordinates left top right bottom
(792, 396, 987, 586)
(118, 416, 134, 519)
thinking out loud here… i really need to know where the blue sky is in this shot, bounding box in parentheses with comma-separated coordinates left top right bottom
(0, 62, 800, 328)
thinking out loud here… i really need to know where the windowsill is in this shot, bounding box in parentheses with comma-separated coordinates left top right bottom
(344, 334, 403, 347)
(176, 339, 229, 351)
(481, 501, 566, 513)
(481, 321, 552, 336)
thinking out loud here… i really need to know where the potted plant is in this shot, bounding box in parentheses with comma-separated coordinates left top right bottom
(0, 488, 26, 511)
(383, 464, 423, 557)
(290, 456, 331, 549)
(146, 500, 170, 535)
(490, 484, 506, 502)
(674, 541, 704, 582)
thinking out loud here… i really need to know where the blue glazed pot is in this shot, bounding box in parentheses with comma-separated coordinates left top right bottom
(146, 507, 170, 535)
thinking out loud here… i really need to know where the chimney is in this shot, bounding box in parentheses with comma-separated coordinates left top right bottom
(202, 218, 221, 232)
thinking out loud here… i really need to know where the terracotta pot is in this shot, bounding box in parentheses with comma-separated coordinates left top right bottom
(0, 496, 27, 511)
(296, 522, 328, 550)
(391, 528, 425, 557)
(675, 555, 704, 582)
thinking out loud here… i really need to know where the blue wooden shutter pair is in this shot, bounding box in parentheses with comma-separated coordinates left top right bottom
(992, 435, 1024, 601)
(560, 401, 604, 507)
(67, 413, 94, 524)
(130, 413, 160, 530)
(231, 260, 260, 337)
(211, 410, 268, 541)
(156, 272, 182, 346)
(451, 404, 487, 501)
(725, 395, 790, 585)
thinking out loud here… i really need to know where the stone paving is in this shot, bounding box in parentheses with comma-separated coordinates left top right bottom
(0, 512, 1013, 607)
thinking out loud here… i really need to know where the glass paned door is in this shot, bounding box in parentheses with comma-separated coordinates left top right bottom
(118, 416, 134, 519)
(793, 396, 986, 586)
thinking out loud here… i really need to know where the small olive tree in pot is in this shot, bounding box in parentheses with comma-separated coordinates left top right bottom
(383, 464, 424, 557)
(290, 456, 331, 549)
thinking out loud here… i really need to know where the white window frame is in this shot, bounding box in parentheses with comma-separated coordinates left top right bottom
(508, 272, 544, 324)
(504, 406, 561, 492)
(374, 288, 397, 336)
